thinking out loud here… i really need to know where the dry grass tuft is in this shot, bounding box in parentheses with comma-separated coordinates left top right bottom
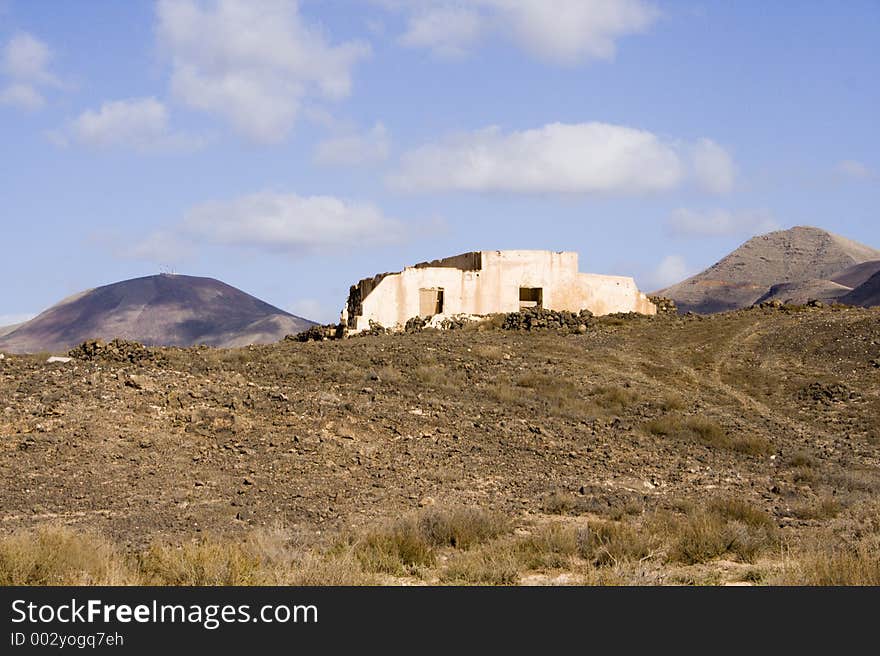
(577, 521, 660, 567)
(0, 525, 135, 585)
(644, 415, 772, 455)
(658, 498, 778, 565)
(354, 518, 435, 576)
(417, 506, 510, 549)
(774, 536, 880, 585)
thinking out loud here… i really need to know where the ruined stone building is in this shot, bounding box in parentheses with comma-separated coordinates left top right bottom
(343, 250, 656, 332)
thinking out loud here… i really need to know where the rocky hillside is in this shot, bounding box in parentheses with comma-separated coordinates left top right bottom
(1, 305, 878, 585)
(0, 274, 315, 354)
(657, 226, 880, 313)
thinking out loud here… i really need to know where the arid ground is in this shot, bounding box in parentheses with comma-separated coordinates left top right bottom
(2, 306, 879, 585)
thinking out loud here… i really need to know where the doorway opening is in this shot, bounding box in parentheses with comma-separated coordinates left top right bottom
(519, 287, 543, 309)
(419, 288, 444, 316)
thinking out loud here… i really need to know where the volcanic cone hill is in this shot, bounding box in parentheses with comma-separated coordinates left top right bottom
(0, 274, 315, 354)
(657, 226, 880, 313)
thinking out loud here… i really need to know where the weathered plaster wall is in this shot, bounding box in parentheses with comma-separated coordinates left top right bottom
(346, 250, 655, 331)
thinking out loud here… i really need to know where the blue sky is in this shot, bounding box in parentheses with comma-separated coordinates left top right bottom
(1, 0, 878, 324)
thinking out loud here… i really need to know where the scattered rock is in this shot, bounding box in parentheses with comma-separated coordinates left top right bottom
(46, 356, 73, 364)
(125, 374, 156, 392)
(798, 381, 861, 405)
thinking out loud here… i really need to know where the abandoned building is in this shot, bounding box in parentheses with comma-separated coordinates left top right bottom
(343, 250, 656, 332)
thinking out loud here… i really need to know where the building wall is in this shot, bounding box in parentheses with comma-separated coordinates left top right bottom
(348, 250, 655, 331)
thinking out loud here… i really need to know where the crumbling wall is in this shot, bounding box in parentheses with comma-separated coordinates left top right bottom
(346, 272, 393, 328)
(413, 251, 482, 271)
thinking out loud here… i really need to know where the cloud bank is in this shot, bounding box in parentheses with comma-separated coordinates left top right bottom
(391, 0, 659, 64)
(389, 122, 733, 195)
(0, 32, 60, 110)
(156, 0, 371, 143)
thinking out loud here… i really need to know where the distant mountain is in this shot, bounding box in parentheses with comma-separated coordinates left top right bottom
(657, 226, 880, 314)
(831, 260, 880, 288)
(841, 270, 880, 308)
(0, 274, 315, 354)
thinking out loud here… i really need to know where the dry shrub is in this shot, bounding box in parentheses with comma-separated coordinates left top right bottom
(660, 498, 778, 565)
(823, 468, 880, 493)
(417, 506, 510, 549)
(288, 551, 375, 586)
(486, 382, 523, 405)
(413, 364, 454, 389)
(513, 523, 578, 570)
(645, 415, 771, 455)
(592, 385, 640, 411)
(374, 365, 403, 385)
(659, 394, 685, 412)
(789, 496, 842, 520)
(440, 549, 520, 585)
(787, 450, 818, 468)
(140, 540, 270, 585)
(576, 492, 644, 520)
(542, 490, 577, 515)
(354, 517, 434, 576)
(577, 521, 660, 567)
(0, 525, 135, 585)
(775, 536, 880, 585)
(511, 372, 594, 418)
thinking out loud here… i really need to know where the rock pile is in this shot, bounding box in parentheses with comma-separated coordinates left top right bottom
(68, 338, 153, 363)
(648, 296, 678, 315)
(501, 307, 593, 333)
(288, 324, 345, 342)
(798, 381, 861, 405)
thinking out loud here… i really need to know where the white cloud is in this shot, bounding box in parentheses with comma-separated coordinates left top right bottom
(387, 0, 658, 63)
(667, 208, 779, 238)
(0, 32, 60, 111)
(156, 0, 371, 143)
(314, 122, 390, 166)
(180, 191, 409, 253)
(2, 32, 55, 82)
(691, 138, 736, 193)
(55, 97, 206, 153)
(389, 122, 695, 194)
(648, 254, 690, 289)
(400, 6, 483, 58)
(837, 159, 876, 180)
(0, 82, 44, 110)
